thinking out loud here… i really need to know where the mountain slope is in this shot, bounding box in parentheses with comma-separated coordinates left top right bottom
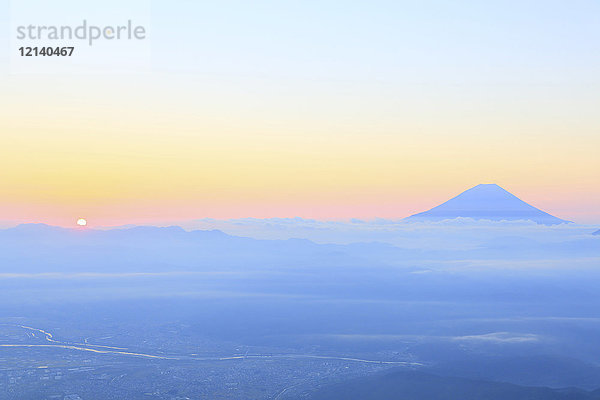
(305, 370, 600, 400)
(406, 184, 568, 224)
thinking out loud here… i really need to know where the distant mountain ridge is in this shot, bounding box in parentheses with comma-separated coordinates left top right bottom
(0, 223, 416, 274)
(406, 184, 569, 225)
(593, 229, 600, 236)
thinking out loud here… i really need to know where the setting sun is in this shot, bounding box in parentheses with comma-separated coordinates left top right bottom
(76, 218, 87, 226)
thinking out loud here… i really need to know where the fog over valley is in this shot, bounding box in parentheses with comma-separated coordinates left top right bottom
(1, 186, 599, 399)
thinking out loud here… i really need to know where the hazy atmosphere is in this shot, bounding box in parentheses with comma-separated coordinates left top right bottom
(1, 1, 599, 399)
(1, 184, 599, 398)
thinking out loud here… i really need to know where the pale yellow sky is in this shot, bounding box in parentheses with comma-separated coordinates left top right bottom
(1, 1, 599, 225)
(1, 74, 598, 226)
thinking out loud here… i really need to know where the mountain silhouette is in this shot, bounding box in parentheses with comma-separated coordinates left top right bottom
(406, 184, 569, 224)
(593, 229, 600, 236)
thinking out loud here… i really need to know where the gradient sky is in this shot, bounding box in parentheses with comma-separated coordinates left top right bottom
(1, 0, 599, 226)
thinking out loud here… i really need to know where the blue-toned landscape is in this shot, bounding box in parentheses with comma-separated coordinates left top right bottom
(2, 0, 599, 398)
(1, 185, 599, 399)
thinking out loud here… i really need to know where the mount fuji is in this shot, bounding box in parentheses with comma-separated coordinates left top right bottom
(406, 184, 569, 225)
